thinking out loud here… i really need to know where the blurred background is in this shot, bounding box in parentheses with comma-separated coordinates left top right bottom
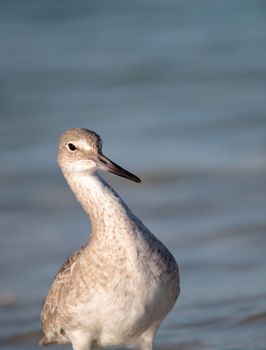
(0, 1, 266, 349)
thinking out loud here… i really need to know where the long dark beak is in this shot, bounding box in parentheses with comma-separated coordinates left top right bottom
(97, 154, 141, 183)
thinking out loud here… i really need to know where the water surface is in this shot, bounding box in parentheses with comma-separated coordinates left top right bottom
(0, 1, 266, 349)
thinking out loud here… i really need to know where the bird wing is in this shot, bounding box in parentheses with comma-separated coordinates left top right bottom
(40, 244, 87, 341)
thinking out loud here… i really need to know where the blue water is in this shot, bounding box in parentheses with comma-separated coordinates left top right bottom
(0, 1, 266, 349)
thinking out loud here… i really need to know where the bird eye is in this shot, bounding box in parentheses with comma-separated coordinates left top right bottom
(67, 143, 77, 152)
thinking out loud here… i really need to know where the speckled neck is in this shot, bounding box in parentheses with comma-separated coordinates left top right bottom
(62, 170, 138, 238)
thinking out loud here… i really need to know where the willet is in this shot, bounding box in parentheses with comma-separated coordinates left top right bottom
(40, 128, 179, 350)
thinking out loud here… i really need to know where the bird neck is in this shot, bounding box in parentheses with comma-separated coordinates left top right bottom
(62, 170, 138, 238)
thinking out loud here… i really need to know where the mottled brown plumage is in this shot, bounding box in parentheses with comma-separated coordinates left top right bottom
(40, 129, 179, 350)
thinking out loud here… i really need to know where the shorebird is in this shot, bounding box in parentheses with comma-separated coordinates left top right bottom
(40, 128, 179, 350)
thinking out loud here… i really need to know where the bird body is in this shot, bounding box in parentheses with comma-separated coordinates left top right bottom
(40, 129, 179, 350)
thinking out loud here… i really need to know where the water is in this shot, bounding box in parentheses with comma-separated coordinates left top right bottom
(1, 1, 266, 349)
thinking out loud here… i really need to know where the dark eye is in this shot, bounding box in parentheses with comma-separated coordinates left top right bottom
(67, 143, 77, 151)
